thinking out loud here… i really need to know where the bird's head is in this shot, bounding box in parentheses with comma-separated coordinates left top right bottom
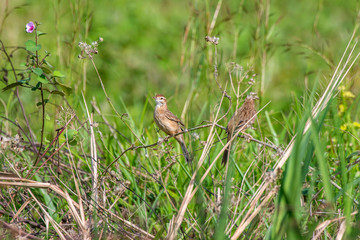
(153, 94, 167, 107)
(247, 92, 259, 100)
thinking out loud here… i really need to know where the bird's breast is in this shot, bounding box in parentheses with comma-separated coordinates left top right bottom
(154, 107, 179, 135)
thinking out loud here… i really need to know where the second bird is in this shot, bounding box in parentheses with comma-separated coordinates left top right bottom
(222, 92, 258, 165)
(153, 94, 191, 162)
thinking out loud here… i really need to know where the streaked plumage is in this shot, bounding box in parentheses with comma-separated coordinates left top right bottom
(222, 92, 258, 165)
(153, 94, 191, 162)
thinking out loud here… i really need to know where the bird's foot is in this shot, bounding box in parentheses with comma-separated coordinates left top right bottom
(157, 137, 164, 144)
(242, 132, 253, 142)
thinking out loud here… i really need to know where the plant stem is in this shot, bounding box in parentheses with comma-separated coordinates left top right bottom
(33, 27, 46, 166)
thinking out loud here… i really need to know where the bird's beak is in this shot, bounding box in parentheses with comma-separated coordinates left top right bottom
(152, 96, 156, 99)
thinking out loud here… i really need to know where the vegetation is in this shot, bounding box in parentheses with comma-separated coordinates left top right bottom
(0, 0, 359, 239)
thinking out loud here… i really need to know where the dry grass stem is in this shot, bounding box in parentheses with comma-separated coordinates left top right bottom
(230, 30, 360, 239)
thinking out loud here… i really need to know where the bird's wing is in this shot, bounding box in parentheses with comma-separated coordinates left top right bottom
(165, 110, 185, 127)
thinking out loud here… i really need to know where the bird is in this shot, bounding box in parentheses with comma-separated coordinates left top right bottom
(222, 92, 258, 165)
(153, 94, 191, 162)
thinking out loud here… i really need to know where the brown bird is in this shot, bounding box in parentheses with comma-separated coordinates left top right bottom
(153, 94, 191, 162)
(222, 92, 258, 165)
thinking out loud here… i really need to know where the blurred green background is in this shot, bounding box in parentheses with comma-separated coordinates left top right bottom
(1, 0, 359, 133)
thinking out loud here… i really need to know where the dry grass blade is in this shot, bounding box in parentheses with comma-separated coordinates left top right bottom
(26, 113, 76, 179)
(312, 219, 336, 239)
(166, 93, 227, 240)
(231, 187, 277, 236)
(312, 211, 357, 239)
(49, 184, 80, 209)
(230, 29, 360, 239)
(10, 198, 32, 223)
(226, 136, 295, 235)
(190, 102, 271, 201)
(0, 219, 42, 240)
(0, 169, 81, 209)
(65, 191, 90, 239)
(0, 172, 18, 178)
(0, 181, 51, 188)
(28, 189, 70, 240)
(101, 207, 155, 239)
(208, 0, 223, 35)
(167, 93, 269, 239)
(82, 92, 98, 210)
(335, 220, 346, 240)
(67, 140, 87, 231)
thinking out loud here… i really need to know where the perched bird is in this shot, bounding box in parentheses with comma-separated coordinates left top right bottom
(153, 94, 191, 162)
(222, 92, 258, 165)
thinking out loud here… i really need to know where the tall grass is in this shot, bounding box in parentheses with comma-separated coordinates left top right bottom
(0, 0, 360, 239)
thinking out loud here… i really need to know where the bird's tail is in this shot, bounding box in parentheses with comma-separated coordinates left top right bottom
(180, 142, 191, 163)
(222, 148, 229, 165)
(176, 137, 191, 163)
(222, 134, 232, 165)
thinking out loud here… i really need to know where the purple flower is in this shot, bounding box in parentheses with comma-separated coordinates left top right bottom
(25, 21, 35, 33)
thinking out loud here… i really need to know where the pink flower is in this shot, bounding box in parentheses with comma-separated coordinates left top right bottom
(25, 21, 35, 33)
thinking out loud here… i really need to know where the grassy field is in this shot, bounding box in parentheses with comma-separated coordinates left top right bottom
(1, 0, 360, 239)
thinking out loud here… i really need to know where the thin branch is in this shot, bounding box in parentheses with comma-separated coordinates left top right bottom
(33, 84, 45, 166)
(26, 114, 76, 178)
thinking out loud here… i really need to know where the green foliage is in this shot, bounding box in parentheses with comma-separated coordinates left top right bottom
(25, 40, 41, 51)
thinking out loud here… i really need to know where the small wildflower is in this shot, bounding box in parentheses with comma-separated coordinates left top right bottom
(353, 122, 360, 128)
(338, 85, 345, 91)
(205, 36, 219, 45)
(340, 125, 347, 131)
(78, 38, 103, 58)
(25, 21, 35, 33)
(191, 132, 200, 140)
(343, 91, 355, 98)
(338, 104, 345, 113)
(248, 78, 255, 85)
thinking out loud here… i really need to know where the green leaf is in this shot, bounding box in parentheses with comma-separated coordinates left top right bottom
(36, 99, 49, 106)
(50, 90, 65, 96)
(18, 78, 30, 84)
(37, 31, 47, 37)
(2, 82, 23, 91)
(69, 139, 77, 146)
(32, 68, 43, 76)
(25, 40, 41, 51)
(64, 129, 78, 142)
(53, 70, 65, 78)
(54, 79, 72, 94)
(44, 59, 54, 68)
(45, 113, 50, 121)
(41, 65, 53, 74)
(34, 175, 59, 221)
(37, 75, 48, 84)
(32, 82, 41, 91)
